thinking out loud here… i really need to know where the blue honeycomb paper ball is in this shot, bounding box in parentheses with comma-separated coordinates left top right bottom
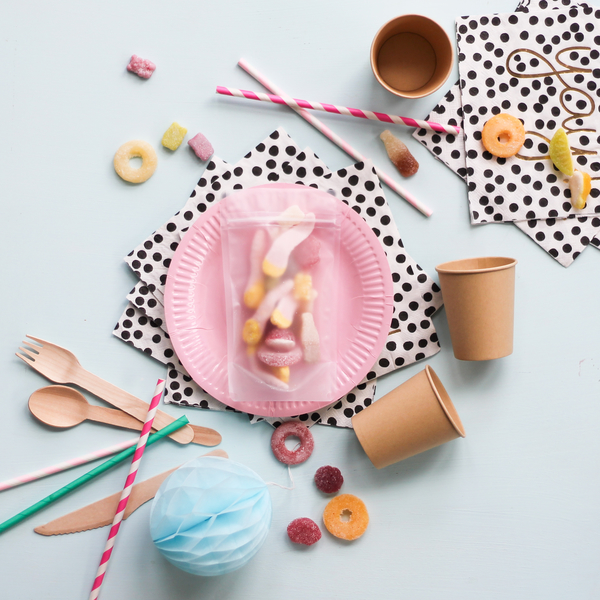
(149, 456, 272, 576)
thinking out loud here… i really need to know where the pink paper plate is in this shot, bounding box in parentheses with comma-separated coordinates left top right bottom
(165, 183, 393, 418)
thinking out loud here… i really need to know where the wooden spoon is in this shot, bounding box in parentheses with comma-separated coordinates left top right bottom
(28, 386, 221, 447)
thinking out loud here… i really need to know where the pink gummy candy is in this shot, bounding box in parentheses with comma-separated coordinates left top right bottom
(314, 465, 344, 494)
(188, 132, 214, 161)
(292, 235, 320, 269)
(271, 421, 314, 465)
(126, 55, 156, 79)
(287, 518, 322, 546)
(257, 344, 302, 367)
(265, 328, 296, 351)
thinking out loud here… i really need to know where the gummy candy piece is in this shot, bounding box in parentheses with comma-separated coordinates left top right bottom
(113, 140, 157, 184)
(287, 518, 322, 546)
(549, 128, 574, 176)
(293, 272, 313, 302)
(570, 170, 592, 209)
(314, 466, 344, 494)
(257, 344, 302, 367)
(323, 494, 369, 541)
(271, 366, 290, 384)
(162, 122, 188, 151)
(292, 235, 320, 269)
(481, 113, 525, 158)
(244, 230, 268, 309)
(243, 279, 294, 345)
(302, 289, 318, 314)
(271, 421, 314, 465)
(263, 213, 316, 277)
(270, 293, 298, 329)
(249, 354, 289, 390)
(300, 313, 320, 363)
(188, 132, 214, 161)
(380, 130, 419, 177)
(126, 54, 156, 79)
(277, 205, 305, 229)
(265, 328, 296, 351)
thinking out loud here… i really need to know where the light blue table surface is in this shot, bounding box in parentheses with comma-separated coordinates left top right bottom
(2, 0, 599, 598)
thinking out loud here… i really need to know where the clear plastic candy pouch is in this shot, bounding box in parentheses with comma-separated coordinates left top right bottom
(220, 184, 341, 404)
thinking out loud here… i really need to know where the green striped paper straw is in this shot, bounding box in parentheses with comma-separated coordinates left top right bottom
(0, 415, 189, 535)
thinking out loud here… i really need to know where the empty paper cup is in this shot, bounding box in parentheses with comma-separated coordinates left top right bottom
(370, 14, 454, 99)
(352, 365, 465, 469)
(436, 257, 517, 361)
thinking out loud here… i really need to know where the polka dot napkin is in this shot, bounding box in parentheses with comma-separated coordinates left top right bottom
(113, 128, 442, 428)
(413, 0, 600, 266)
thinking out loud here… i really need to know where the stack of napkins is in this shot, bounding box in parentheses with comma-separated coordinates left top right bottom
(114, 128, 443, 428)
(413, 0, 600, 267)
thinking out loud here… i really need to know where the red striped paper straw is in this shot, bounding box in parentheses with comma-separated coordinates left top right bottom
(216, 86, 460, 135)
(237, 59, 433, 217)
(0, 438, 138, 492)
(89, 379, 165, 600)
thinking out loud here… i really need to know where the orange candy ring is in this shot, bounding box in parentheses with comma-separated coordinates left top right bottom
(323, 494, 369, 541)
(481, 113, 526, 158)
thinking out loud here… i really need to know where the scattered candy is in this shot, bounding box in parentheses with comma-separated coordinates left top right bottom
(243, 279, 294, 345)
(481, 113, 525, 159)
(271, 366, 290, 384)
(323, 494, 369, 541)
(277, 204, 305, 230)
(292, 235, 320, 269)
(300, 312, 320, 363)
(569, 169, 592, 209)
(126, 55, 156, 79)
(244, 229, 268, 309)
(270, 293, 298, 329)
(293, 272, 313, 302)
(549, 127, 574, 176)
(258, 344, 302, 367)
(162, 122, 188, 151)
(271, 421, 314, 465)
(265, 328, 296, 351)
(113, 140, 158, 184)
(263, 213, 316, 277)
(380, 130, 419, 177)
(287, 518, 322, 546)
(188, 132, 214, 161)
(314, 466, 344, 494)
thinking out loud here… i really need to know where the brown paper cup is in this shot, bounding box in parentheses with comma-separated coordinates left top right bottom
(352, 366, 465, 469)
(370, 14, 453, 99)
(436, 257, 517, 361)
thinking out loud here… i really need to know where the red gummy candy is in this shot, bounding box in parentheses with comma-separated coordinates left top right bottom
(257, 344, 302, 367)
(292, 235, 320, 269)
(271, 421, 314, 465)
(265, 328, 296, 351)
(314, 465, 344, 493)
(287, 518, 322, 546)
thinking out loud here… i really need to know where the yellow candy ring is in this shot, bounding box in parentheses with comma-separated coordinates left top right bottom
(481, 113, 526, 158)
(114, 140, 157, 183)
(323, 494, 369, 541)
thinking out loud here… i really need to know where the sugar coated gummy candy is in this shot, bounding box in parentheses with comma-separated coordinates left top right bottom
(188, 132, 214, 161)
(162, 122, 188, 151)
(549, 128, 574, 176)
(569, 170, 592, 209)
(380, 130, 419, 177)
(126, 55, 156, 79)
(300, 313, 320, 363)
(292, 235, 320, 269)
(314, 465, 343, 494)
(113, 140, 157, 184)
(481, 113, 526, 159)
(323, 494, 369, 541)
(265, 328, 296, 351)
(287, 518, 322, 546)
(257, 344, 302, 368)
(271, 421, 314, 465)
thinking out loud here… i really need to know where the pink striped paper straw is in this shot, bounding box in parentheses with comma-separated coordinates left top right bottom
(89, 379, 165, 600)
(0, 438, 139, 493)
(237, 59, 432, 217)
(216, 86, 460, 135)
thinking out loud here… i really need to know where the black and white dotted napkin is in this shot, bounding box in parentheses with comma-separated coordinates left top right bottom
(114, 128, 442, 428)
(413, 0, 600, 266)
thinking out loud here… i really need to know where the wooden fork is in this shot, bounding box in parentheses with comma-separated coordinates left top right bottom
(17, 335, 195, 445)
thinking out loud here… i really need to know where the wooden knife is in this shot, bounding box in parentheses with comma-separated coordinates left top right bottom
(34, 450, 228, 536)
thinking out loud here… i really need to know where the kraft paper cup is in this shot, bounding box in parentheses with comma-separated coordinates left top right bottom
(352, 365, 465, 469)
(436, 257, 517, 361)
(370, 14, 454, 99)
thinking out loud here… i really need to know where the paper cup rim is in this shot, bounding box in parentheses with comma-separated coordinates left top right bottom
(435, 256, 517, 275)
(424, 365, 466, 438)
